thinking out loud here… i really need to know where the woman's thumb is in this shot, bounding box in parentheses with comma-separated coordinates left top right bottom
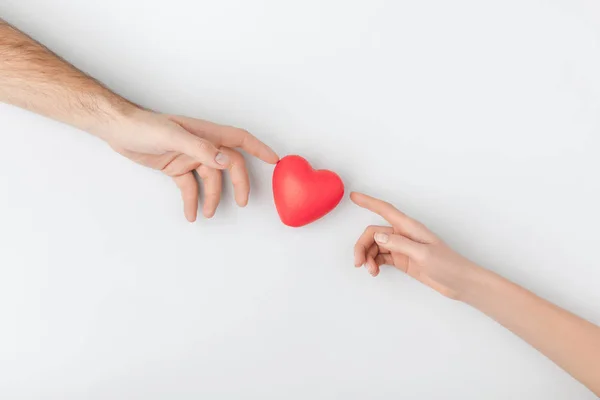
(374, 232, 429, 263)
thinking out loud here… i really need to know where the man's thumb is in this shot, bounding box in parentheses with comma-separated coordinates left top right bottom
(169, 128, 230, 169)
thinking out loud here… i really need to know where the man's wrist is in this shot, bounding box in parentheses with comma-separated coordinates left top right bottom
(0, 18, 142, 141)
(84, 93, 140, 142)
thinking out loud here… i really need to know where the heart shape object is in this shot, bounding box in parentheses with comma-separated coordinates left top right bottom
(273, 155, 344, 227)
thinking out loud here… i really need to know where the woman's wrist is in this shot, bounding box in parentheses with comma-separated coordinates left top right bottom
(455, 263, 504, 305)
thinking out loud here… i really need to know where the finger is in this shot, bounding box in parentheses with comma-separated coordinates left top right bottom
(161, 154, 201, 177)
(374, 232, 430, 264)
(350, 192, 435, 243)
(366, 255, 380, 277)
(366, 243, 381, 276)
(367, 242, 379, 261)
(172, 172, 199, 222)
(167, 126, 231, 170)
(375, 254, 394, 266)
(353, 225, 393, 267)
(170, 116, 279, 164)
(218, 126, 279, 164)
(196, 165, 222, 218)
(221, 148, 250, 207)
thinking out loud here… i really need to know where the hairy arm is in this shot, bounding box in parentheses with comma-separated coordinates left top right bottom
(0, 19, 135, 138)
(0, 19, 278, 220)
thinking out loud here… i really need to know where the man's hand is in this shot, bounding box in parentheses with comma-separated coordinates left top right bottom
(105, 110, 278, 221)
(0, 19, 278, 221)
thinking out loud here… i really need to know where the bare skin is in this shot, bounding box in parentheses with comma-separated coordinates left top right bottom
(0, 19, 279, 222)
(1, 17, 598, 397)
(351, 192, 600, 396)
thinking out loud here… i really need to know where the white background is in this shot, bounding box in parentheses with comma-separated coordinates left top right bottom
(1, 0, 599, 398)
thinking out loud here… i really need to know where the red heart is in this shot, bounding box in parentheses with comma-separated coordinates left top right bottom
(273, 155, 344, 227)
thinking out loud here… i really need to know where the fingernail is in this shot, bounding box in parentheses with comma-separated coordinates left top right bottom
(374, 233, 389, 244)
(215, 152, 230, 166)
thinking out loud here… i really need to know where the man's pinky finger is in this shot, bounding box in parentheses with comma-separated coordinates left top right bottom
(173, 173, 199, 222)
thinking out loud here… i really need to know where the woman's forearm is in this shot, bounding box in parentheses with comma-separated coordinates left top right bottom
(463, 268, 600, 395)
(353, 192, 600, 395)
(0, 19, 134, 138)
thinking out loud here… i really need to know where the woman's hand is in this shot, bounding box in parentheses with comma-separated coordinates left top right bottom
(103, 109, 279, 222)
(351, 192, 480, 299)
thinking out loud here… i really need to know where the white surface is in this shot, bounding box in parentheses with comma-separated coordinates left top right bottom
(1, 0, 599, 398)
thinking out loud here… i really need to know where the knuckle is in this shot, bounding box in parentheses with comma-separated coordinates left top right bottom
(233, 128, 251, 146)
(238, 128, 251, 137)
(197, 164, 217, 179)
(405, 218, 420, 232)
(383, 203, 402, 218)
(231, 178, 246, 187)
(235, 153, 247, 167)
(415, 220, 428, 231)
(225, 149, 244, 165)
(196, 164, 209, 176)
(196, 139, 213, 153)
(227, 150, 246, 172)
(208, 168, 222, 179)
(381, 201, 393, 211)
(414, 245, 433, 264)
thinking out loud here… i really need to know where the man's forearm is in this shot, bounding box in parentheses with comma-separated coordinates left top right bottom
(463, 269, 600, 395)
(0, 19, 135, 138)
